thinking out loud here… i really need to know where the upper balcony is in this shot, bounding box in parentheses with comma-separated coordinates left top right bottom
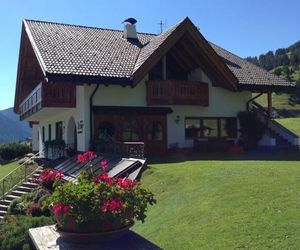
(146, 80, 209, 106)
(19, 82, 76, 120)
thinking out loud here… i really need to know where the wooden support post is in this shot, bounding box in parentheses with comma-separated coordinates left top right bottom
(267, 92, 272, 118)
(162, 56, 167, 80)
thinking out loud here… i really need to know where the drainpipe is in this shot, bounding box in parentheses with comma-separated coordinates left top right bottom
(89, 84, 100, 143)
(246, 93, 263, 111)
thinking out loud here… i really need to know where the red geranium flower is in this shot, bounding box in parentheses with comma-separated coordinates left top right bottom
(117, 178, 137, 189)
(93, 173, 114, 186)
(102, 199, 125, 213)
(77, 151, 97, 163)
(53, 202, 70, 216)
(39, 169, 63, 183)
(101, 160, 108, 172)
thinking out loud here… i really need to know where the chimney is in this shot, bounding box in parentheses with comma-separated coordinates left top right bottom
(122, 18, 138, 40)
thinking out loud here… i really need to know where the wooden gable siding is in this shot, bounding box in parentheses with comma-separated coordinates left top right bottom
(132, 17, 238, 91)
(14, 26, 45, 113)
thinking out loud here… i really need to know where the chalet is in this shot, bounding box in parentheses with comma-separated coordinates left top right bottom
(14, 17, 297, 157)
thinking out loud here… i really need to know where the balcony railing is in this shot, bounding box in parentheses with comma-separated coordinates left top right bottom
(19, 82, 76, 120)
(146, 80, 209, 106)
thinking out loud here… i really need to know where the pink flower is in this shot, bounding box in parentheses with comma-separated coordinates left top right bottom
(101, 160, 108, 172)
(77, 151, 97, 163)
(117, 178, 137, 189)
(39, 169, 63, 183)
(93, 174, 114, 186)
(77, 154, 85, 163)
(53, 202, 70, 216)
(101, 199, 125, 213)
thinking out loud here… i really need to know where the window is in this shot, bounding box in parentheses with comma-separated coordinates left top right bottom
(147, 122, 163, 141)
(48, 124, 52, 141)
(185, 117, 237, 139)
(98, 121, 115, 139)
(122, 116, 141, 141)
(56, 122, 63, 140)
(42, 126, 45, 142)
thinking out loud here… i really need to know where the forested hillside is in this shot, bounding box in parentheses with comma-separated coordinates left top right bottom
(246, 41, 300, 111)
(0, 108, 31, 144)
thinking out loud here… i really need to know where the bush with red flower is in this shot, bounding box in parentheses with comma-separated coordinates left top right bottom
(34, 169, 64, 190)
(46, 154, 156, 233)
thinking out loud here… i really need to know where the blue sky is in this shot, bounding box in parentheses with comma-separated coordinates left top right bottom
(0, 0, 299, 110)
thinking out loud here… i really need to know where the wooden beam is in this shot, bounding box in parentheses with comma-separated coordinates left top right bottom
(167, 50, 191, 72)
(176, 37, 225, 86)
(267, 92, 273, 118)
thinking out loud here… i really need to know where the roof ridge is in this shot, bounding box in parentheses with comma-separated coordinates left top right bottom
(23, 19, 157, 36)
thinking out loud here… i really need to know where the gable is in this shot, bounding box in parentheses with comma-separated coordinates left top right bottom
(14, 25, 45, 113)
(132, 17, 238, 90)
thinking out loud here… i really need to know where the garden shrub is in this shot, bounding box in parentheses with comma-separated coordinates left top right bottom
(0, 143, 31, 161)
(8, 199, 26, 215)
(0, 215, 55, 250)
(8, 188, 51, 216)
(238, 110, 266, 149)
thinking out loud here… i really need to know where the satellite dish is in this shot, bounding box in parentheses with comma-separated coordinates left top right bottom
(122, 18, 137, 25)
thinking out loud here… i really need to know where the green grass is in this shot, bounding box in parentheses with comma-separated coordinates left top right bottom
(276, 118, 300, 136)
(133, 152, 300, 249)
(0, 161, 19, 180)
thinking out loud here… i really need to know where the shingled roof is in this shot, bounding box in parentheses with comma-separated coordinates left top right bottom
(210, 43, 295, 91)
(22, 18, 294, 91)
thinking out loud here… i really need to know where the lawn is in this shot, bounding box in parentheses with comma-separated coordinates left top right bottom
(276, 118, 300, 136)
(133, 151, 300, 250)
(0, 161, 19, 180)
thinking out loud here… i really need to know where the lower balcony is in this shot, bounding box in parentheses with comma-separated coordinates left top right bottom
(146, 80, 209, 106)
(19, 82, 76, 120)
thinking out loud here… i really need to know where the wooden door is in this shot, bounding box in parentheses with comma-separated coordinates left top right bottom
(144, 115, 167, 155)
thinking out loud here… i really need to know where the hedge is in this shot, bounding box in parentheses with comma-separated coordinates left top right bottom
(0, 143, 31, 161)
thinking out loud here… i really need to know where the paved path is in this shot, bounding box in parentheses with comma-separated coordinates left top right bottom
(29, 225, 161, 250)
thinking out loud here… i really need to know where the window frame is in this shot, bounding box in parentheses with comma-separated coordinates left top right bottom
(185, 117, 237, 139)
(55, 121, 63, 140)
(48, 124, 52, 141)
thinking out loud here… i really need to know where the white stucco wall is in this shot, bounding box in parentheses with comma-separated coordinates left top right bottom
(91, 69, 252, 149)
(32, 124, 39, 152)
(33, 67, 252, 153)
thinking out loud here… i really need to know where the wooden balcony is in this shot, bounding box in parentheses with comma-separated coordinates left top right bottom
(146, 80, 209, 106)
(19, 82, 76, 120)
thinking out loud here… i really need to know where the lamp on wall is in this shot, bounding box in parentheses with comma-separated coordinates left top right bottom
(175, 115, 181, 124)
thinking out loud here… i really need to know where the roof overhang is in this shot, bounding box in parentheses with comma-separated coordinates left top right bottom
(238, 83, 296, 93)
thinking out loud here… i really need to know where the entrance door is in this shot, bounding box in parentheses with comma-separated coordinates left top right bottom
(144, 115, 167, 155)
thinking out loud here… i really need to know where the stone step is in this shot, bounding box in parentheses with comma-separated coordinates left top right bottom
(22, 181, 38, 188)
(17, 186, 34, 192)
(0, 204, 8, 211)
(5, 194, 20, 200)
(11, 190, 27, 196)
(0, 199, 11, 206)
(0, 210, 7, 216)
(32, 173, 41, 178)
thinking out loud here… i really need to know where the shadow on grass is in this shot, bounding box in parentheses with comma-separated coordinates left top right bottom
(55, 231, 161, 250)
(146, 150, 300, 164)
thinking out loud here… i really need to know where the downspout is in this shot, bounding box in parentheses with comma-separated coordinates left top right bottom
(90, 84, 100, 143)
(246, 93, 263, 111)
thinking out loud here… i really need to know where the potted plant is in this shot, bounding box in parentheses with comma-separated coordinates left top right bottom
(46, 151, 156, 242)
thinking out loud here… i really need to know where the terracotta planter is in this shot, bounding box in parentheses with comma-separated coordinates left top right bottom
(54, 221, 134, 243)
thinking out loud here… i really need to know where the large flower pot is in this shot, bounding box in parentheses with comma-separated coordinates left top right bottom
(54, 221, 134, 243)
